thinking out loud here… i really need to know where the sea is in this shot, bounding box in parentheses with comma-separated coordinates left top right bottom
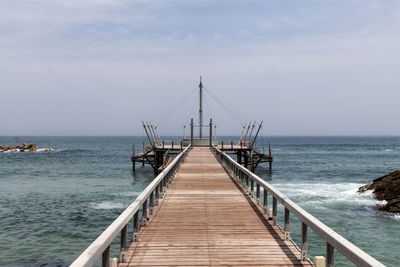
(0, 136, 399, 267)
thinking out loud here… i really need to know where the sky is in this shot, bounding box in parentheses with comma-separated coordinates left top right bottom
(1, 0, 400, 136)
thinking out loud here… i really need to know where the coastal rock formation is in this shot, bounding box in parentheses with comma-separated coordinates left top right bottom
(0, 143, 50, 153)
(358, 170, 400, 213)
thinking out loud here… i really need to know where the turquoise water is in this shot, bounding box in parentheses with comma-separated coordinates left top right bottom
(0, 136, 399, 266)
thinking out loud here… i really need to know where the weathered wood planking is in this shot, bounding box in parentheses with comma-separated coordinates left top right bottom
(121, 147, 312, 266)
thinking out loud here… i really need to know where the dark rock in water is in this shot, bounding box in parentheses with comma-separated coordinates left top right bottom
(0, 143, 39, 152)
(358, 170, 400, 213)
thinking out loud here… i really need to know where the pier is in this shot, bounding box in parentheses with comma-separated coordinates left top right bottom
(72, 79, 384, 266)
(72, 144, 384, 267)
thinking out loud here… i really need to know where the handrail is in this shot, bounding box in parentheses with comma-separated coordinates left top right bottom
(71, 144, 192, 267)
(210, 145, 384, 267)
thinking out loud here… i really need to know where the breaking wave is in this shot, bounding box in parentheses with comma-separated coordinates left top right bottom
(271, 182, 385, 208)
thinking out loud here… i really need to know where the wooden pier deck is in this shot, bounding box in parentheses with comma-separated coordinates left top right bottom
(121, 147, 312, 266)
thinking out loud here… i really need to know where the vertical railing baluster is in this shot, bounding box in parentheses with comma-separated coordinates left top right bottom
(284, 208, 290, 240)
(102, 245, 110, 267)
(272, 197, 277, 225)
(162, 175, 166, 194)
(166, 173, 170, 188)
(263, 189, 268, 214)
(256, 183, 260, 204)
(120, 225, 127, 262)
(155, 184, 159, 205)
(150, 191, 154, 215)
(301, 222, 308, 261)
(133, 211, 139, 241)
(250, 179, 254, 197)
(327, 243, 334, 267)
(142, 199, 147, 226)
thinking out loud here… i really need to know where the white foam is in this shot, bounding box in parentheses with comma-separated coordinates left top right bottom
(272, 182, 385, 207)
(393, 214, 400, 221)
(114, 191, 141, 197)
(36, 148, 54, 152)
(90, 201, 124, 210)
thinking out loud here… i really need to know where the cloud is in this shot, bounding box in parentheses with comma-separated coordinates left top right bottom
(1, 0, 400, 135)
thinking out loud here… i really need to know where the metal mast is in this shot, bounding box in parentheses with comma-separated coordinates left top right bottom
(199, 76, 203, 138)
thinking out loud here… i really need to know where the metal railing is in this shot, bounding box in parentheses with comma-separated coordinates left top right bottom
(211, 145, 384, 267)
(71, 145, 191, 267)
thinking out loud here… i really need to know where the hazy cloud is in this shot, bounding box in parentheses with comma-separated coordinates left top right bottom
(1, 0, 400, 135)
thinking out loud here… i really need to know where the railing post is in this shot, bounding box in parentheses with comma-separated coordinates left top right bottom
(263, 189, 268, 214)
(120, 225, 127, 262)
(155, 184, 159, 205)
(102, 245, 110, 267)
(301, 222, 308, 261)
(161, 177, 165, 197)
(272, 197, 277, 225)
(327, 243, 334, 267)
(150, 191, 154, 215)
(209, 119, 213, 146)
(142, 199, 147, 227)
(284, 208, 290, 240)
(250, 179, 254, 197)
(256, 183, 260, 204)
(245, 174, 249, 193)
(133, 211, 139, 241)
(165, 173, 170, 188)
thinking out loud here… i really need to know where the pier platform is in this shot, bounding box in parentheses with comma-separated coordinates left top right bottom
(121, 147, 311, 266)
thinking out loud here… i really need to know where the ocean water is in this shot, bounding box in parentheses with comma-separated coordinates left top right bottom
(0, 136, 399, 266)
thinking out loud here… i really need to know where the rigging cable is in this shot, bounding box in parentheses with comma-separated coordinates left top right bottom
(152, 87, 198, 127)
(185, 88, 198, 127)
(203, 87, 245, 126)
(203, 87, 251, 124)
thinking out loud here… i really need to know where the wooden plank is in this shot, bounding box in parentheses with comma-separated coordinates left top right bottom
(121, 147, 312, 267)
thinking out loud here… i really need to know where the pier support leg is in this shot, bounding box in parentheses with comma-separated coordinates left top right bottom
(237, 151, 242, 165)
(269, 143, 272, 171)
(132, 143, 136, 172)
(244, 153, 249, 169)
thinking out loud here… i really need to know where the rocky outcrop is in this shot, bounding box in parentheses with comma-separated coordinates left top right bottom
(0, 143, 44, 152)
(358, 170, 400, 213)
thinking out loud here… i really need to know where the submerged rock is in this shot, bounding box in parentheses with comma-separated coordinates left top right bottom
(358, 170, 400, 213)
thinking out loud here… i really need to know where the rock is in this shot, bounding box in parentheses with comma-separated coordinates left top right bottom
(0, 143, 39, 152)
(22, 143, 36, 150)
(358, 170, 400, 213)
